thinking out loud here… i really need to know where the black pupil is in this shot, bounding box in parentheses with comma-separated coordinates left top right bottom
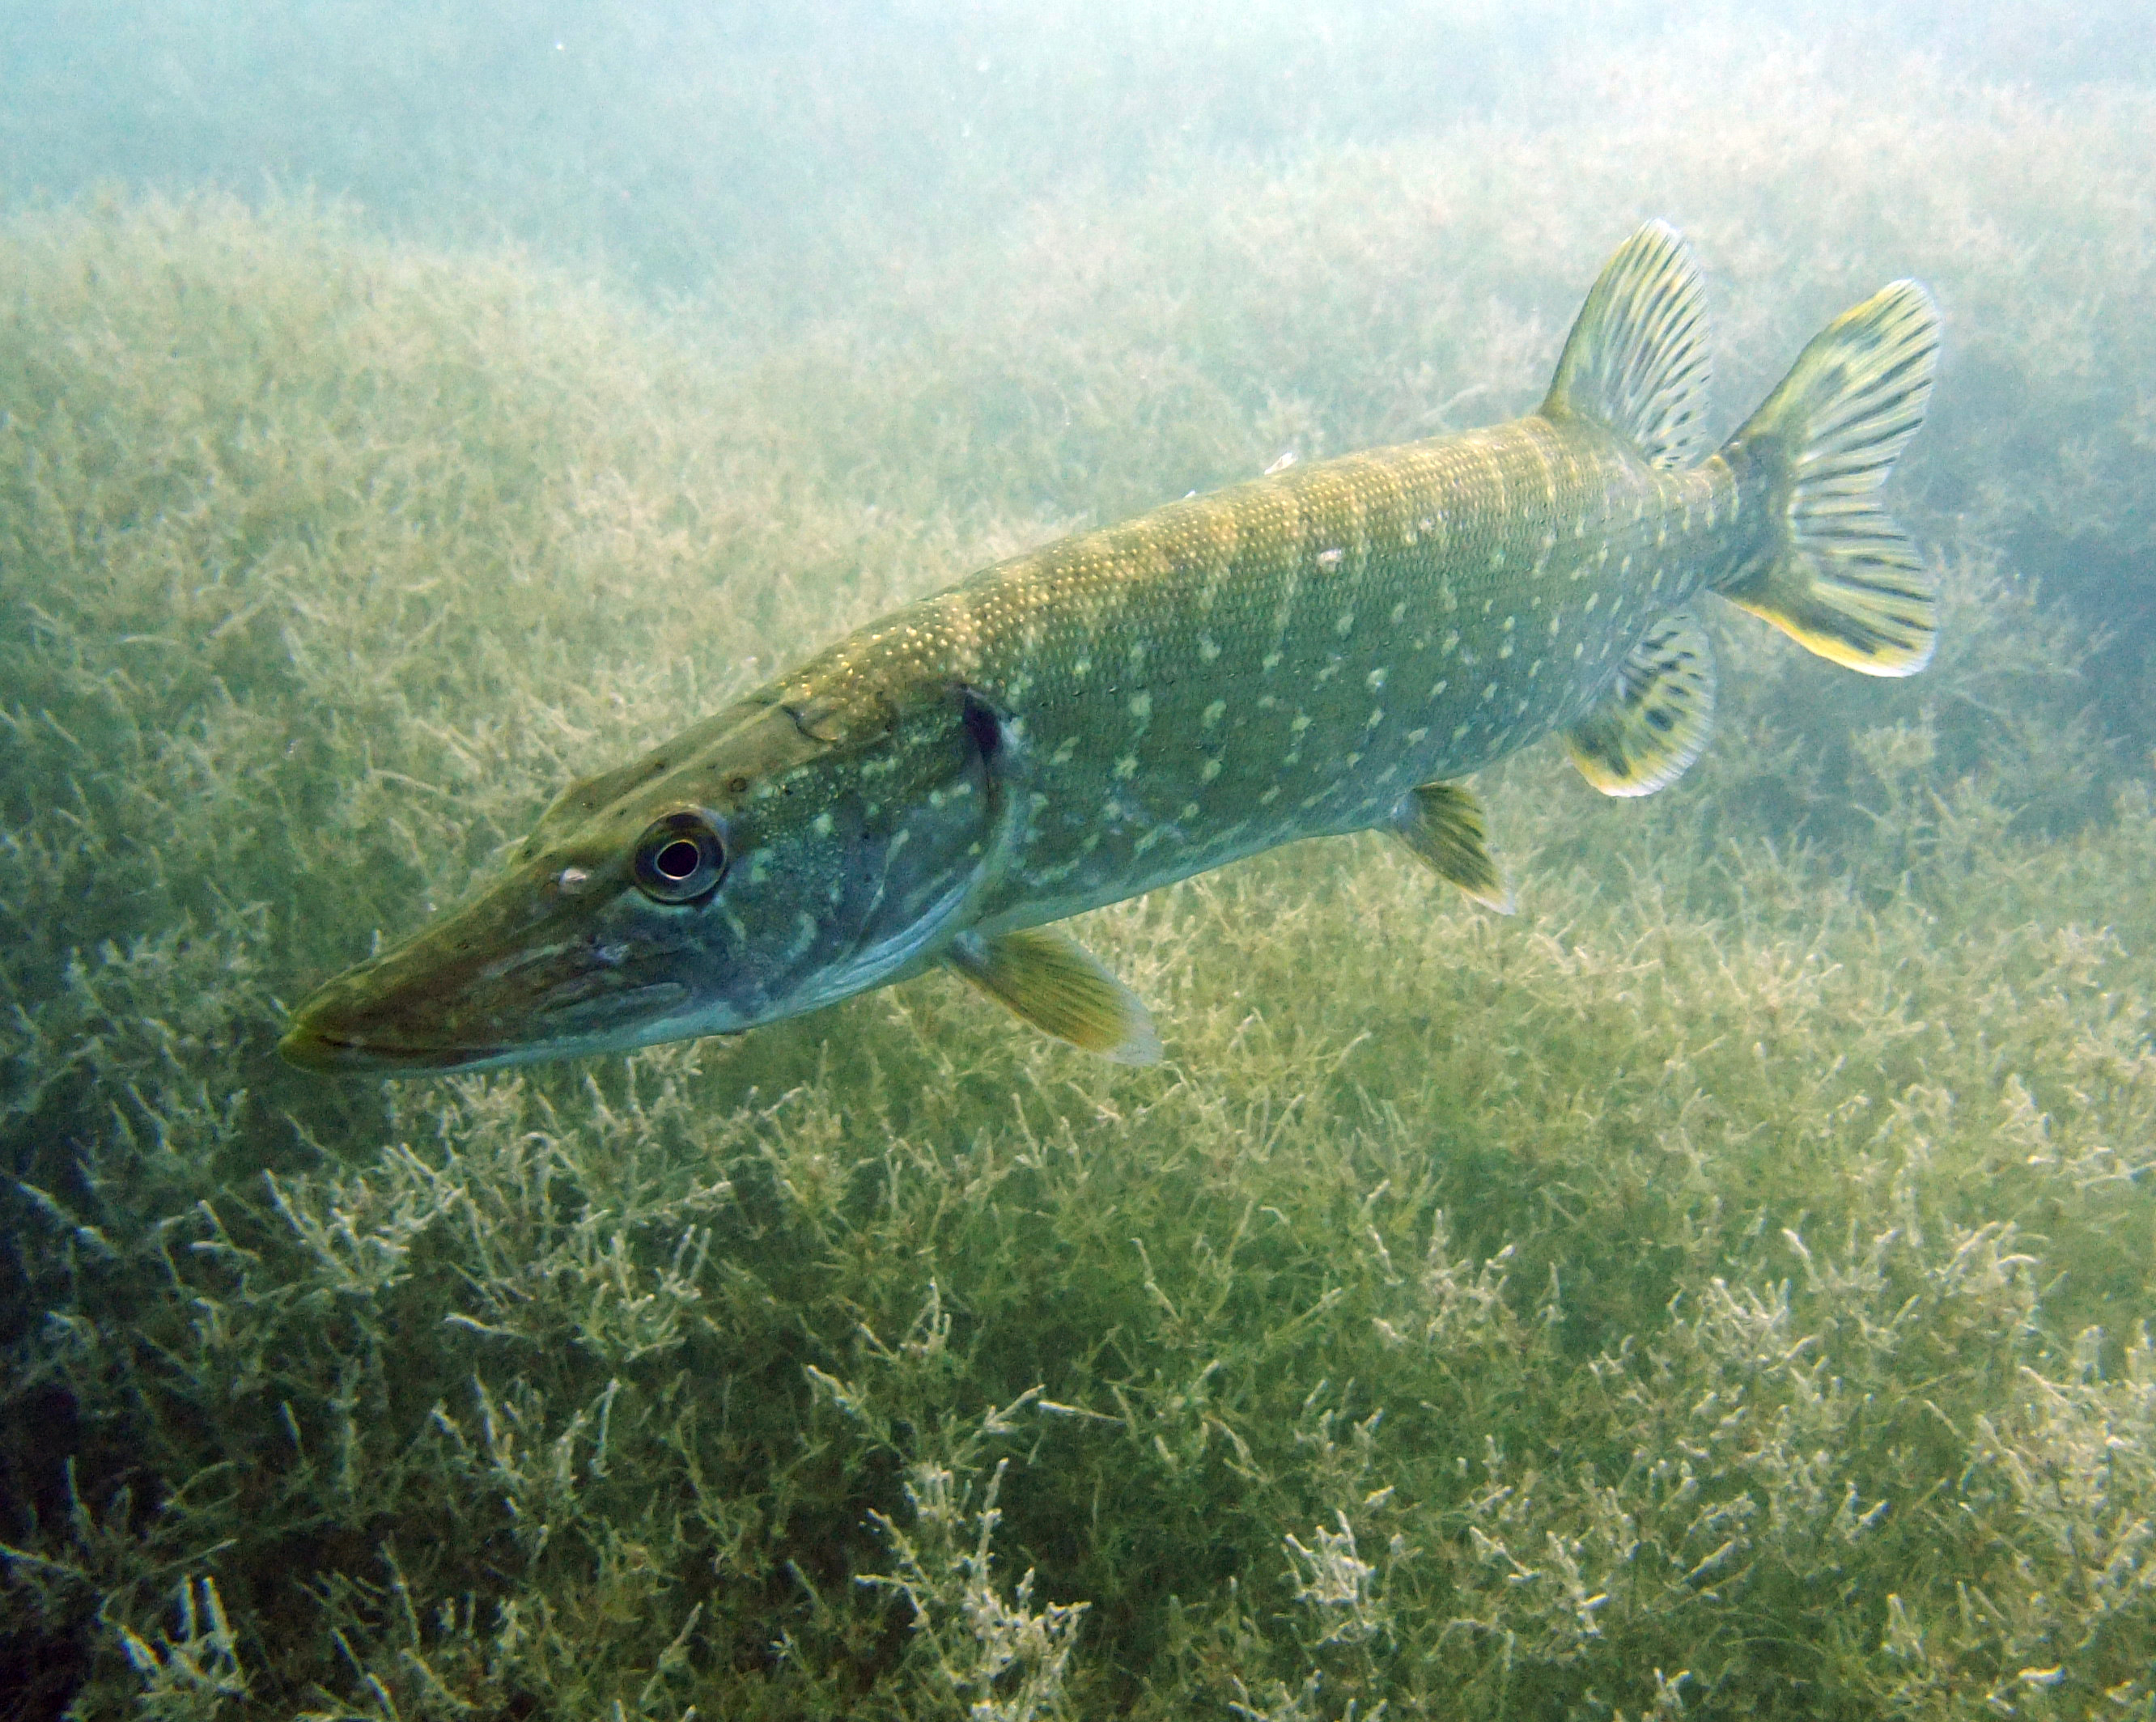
(654, 837, 703, 880)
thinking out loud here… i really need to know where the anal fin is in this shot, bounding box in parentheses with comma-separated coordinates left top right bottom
(1390, 781, 1513, 912)
(1565, 610, 1716, 797)
(945, 927, 1162, 1065)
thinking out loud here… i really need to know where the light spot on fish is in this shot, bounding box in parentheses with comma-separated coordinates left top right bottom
(1481, 682, 1497, 702)
(1113, 754, 1139, 780)
(1262, 650, 1283, 672)
(1318, 547, 1345, 570)
(1050, 736, 1078, 765)
(1335, 610, 1356, 637)
(556, 866, 590, 893)
(1291, 713, 1313, 734)
(1073, 655, 1092, 677)
(1199, 633, 1220, 661)
(1366, 667, 1388, 691)
(1365, 708, 1384, 729)
(1180, 802, 1200, 821)
(1201, 758, 1222, 782)
(1405, 726, 1428, 744)
(1201, 699, 1225, 729)
(1128, 690, 1152, 720)
(1442, 630, 1459, 655)
(1390, 601, 1407, 626)
(1259, 786, 1283, 805)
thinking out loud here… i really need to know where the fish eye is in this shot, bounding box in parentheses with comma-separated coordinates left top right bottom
(632, 812, 727, 904)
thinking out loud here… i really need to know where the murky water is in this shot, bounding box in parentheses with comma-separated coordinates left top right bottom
(4, 6, 2154, 1715)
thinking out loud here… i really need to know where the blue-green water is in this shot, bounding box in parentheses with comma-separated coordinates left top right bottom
(3, 6, 2154, 1716)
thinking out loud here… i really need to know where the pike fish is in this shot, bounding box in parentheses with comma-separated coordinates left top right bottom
(281, 223, 1941, 1073)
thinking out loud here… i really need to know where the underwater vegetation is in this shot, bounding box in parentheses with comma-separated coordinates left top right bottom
(3, 27, 2156, 1722)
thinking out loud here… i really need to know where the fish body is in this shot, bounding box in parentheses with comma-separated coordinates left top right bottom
(282, 224, 1941, 1072)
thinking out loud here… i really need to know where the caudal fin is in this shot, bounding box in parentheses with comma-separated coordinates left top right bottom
(1715, 281, 1942, 676)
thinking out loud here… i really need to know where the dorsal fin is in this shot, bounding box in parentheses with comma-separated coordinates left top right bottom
(1541, 221, 1713, 470)
(1565, 610, 1717, 796)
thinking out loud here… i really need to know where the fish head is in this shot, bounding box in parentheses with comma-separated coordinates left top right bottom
(279, 684, 1015, 1073)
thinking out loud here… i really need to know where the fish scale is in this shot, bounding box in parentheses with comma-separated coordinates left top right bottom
(281, 223, 1942, 1072)
(783, 418, 1740, 935)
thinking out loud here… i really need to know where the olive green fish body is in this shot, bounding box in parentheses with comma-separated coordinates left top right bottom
(790, 418, 1746, 935)
(282, 224, 1941, 1072)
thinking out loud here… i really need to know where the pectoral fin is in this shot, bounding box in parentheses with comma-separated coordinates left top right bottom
(945, 927, 1162, 1065)
(1565, 610, 1716, 797)
(1390, 780, 1513, 913)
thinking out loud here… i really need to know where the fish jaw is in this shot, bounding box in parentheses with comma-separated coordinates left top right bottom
(280, 685, 1025, 1075)
(277, 859, 713, 1073)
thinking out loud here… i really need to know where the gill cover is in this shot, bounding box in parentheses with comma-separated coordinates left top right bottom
(279, 683, 1029, 1071)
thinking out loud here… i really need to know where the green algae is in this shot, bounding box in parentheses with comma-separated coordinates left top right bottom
(5, 40, 2156, 1721)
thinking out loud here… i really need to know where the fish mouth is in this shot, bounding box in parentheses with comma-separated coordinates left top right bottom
(277, 1022, 511, 1074)
(278, 978, 698, 1075)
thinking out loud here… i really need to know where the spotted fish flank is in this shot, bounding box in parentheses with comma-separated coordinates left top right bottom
(281, 223, 1942, 1073)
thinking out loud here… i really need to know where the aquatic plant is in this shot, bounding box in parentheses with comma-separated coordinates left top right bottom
(5, 27, 2156, 1716)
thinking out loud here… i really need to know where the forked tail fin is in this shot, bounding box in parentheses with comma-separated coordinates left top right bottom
(1715, 281, 1942, 675)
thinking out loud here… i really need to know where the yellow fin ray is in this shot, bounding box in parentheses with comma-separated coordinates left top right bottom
(1717, 280, 1942, 675)
(1541, 220, 1714, 471)
(1390, 780, 1513, 913)
(1566, 611, 1717, 797)
(945, 927, 1162, 1064)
